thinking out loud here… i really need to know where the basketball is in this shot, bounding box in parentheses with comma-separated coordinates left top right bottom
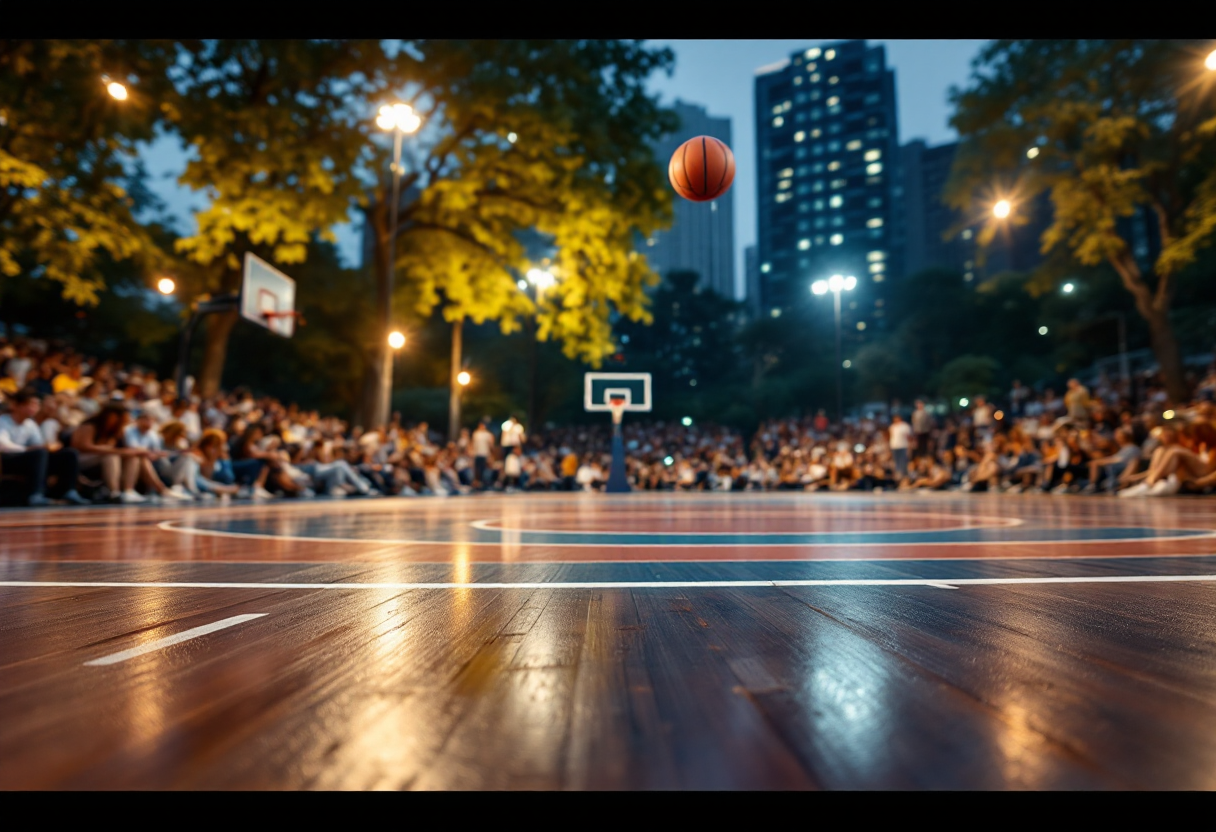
(668, 135, 735, 202)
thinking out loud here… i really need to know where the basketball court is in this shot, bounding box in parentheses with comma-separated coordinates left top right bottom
(3, 491, 1216, 789)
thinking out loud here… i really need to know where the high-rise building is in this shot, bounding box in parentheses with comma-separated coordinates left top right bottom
(743, 244, 761, 318)
(754, 41, 900, 325)
(899, 140, 978, 280)
(645, 100, 736, 299)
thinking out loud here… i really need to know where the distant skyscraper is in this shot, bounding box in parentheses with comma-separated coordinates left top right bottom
(754, 41, 900, 329)
(645, 100, 736, 299)
(744, 244, 761, 318)
(899, 140, 978, 281)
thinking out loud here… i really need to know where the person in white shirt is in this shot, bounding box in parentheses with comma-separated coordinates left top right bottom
(888, 413, 913, 479)
(121, 410, 190, 502)
(500, 415, 525, 451)
(471, 421, 494, 490)
(0, 389, 89, 505)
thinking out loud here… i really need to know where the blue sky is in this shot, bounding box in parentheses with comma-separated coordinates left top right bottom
(139, 39, 990, 299)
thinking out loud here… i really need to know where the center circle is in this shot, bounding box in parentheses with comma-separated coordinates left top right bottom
(476, 508, 994, 535)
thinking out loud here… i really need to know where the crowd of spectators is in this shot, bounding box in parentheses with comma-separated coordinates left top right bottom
(3, 333, 1216, 507)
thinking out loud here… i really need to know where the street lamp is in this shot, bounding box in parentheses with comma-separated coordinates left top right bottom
(103, 78, 128, 101)
(1206, 48, 1216, 71)
(388, 330, 406, 351)
(457, 370, 471, 387)
(156, 277, 176, 295)
(993, 199, 1012, 219)
(523, 266, 556, 431)
(373, 102, 422, 429)
(811, 273, 857, 422)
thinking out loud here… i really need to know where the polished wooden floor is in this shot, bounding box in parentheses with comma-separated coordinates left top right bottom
(2, 492, 1216, 789)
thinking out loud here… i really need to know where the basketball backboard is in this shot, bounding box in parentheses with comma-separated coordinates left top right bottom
(584, 372, 652, 412)
(241, 253, 296, 338)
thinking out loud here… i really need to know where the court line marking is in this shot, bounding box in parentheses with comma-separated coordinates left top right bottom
(156, 520, 1216, 548)
(7, 575, 1216, 593)
(469, 511, 1025, 535)
(82, 613, 267, 666)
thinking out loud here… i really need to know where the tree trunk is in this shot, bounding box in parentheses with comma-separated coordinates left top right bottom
(1145, 309, 1188, 404)
(197, 308, 239, 398)
(356, 349, 384, 431)
(449, 317, 463, 442)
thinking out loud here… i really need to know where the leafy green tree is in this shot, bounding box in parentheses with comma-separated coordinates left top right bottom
(946, 39, 1216, 402)
(0, 40, 176, 305)
(165, 39, 398, 397)
(359, 39, 679, 426)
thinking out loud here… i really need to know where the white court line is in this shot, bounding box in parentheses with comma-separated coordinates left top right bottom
(157, 519, 1216, 548)
(469, 512, 1025, 535)
(82, 613, 267, 666)
(4, 575, 1216, 594)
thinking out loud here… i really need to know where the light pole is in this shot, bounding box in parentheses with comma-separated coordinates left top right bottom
(523, 267, 555, 432)
(811, 274, 856, 423)
(374, 102, 422, 429)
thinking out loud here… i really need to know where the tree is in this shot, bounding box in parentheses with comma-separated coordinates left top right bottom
(0, 40, 176, 306)
(946, 40, 1216, 402)
(358, 39, 679, 426)
(165, 40, 398, 397)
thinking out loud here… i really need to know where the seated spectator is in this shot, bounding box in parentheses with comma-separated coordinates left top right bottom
(70, 403, 159, 503)
(0, 388, 89, 506)
(1083, 427, 1141, 493)
(189, 429, 241, 499)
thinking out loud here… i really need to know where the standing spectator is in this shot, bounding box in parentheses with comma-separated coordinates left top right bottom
(888, 412, 912, 480)
(1009, 380, 1030, 418)
(502, 446, 523, 491)
(972, 396, 994, 443)
(471, 420, 494, 491)
(1065, 378, 1092, 425)
(911, 400, 935, 459)
(501, 415, 525, 452)
(0, 389, 89, 505)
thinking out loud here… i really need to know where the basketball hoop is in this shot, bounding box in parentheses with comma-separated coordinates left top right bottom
(261, 310, 305, 332)
(608, 396, 627, 425)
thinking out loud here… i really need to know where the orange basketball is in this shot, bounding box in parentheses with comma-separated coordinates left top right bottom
(668, 135, 735, 202)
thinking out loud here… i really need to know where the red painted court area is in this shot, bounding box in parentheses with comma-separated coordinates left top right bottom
(3, 492, 1216, 789)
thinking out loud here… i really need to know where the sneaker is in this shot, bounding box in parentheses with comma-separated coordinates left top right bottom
(62, 489, 91, 506)
(252, 486, 275, 500)
(27, 493, 53, 507)
(1051, 483, 1070, 495)
(160, 488, 192, 502)
(1079, 483, 1098, 495)
(1147, 475, 1180, 497)
(168, 485, 195, 501)
(198, 492, 218, 502)
(1004, 484, 1022, 494)
(297, 488, 316, 499)
(119, 490, 148, 504)
(1118, 482, 1150, 498)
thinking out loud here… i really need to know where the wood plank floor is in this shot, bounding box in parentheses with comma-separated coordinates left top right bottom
(2, 493, 1216, 789)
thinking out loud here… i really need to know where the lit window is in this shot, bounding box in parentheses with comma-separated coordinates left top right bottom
(846, 139, 862, 151)
(873, 274, 884, 282)
(827, 160, 841, 171)
(856, 321, 866, 330)
(867, 197, 882, 208)
(830, 233, 843, 245)
(829, 76, 839, 85)
(813, 199, 825, 210)
(773, 116, 784, 127)
(964, 260, 974, 269)
(825, 49, 836, 60)
(813, 181, 824, 192)
(831, 179, 846, 189)
(964, 272, 974, 281)
(811, 128, 822, 138)
(761, 263, 771, 273)
(814, 217, 826, 229)
(829, 195, 843, 208)
(827, 96, 840, 106)
(961, 228, 973, 240)
(771, 307, 782, 317)
(815, 235, 825, 245)
(778, 180, 791, 190)
(867, 250, 885, 261)
(778, 167, 793, 178)
(798, 239, 811, 250)
(794, 131, 806, 142)
(806, 62, 817, 71)
(866, 162, 882, 175)
(869, 262, 884, 273)
(831, 216, 844, 227)
(810, 73, 821, 83)
(828, 140, 841, 151)
(806, 47, 821, 59)
(866, 176, 882, 185)
(868, 228, 883, 238)
(783, 101, 792, 111)
(793, 76, 803, 86)
(772, 105, 782, 115)
(811, 163, 824, 173)
(864, 149, 881, 161)
(775, 192, 792, 203)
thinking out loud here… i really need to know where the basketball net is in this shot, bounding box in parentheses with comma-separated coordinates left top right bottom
(609, 397, 627, 426)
